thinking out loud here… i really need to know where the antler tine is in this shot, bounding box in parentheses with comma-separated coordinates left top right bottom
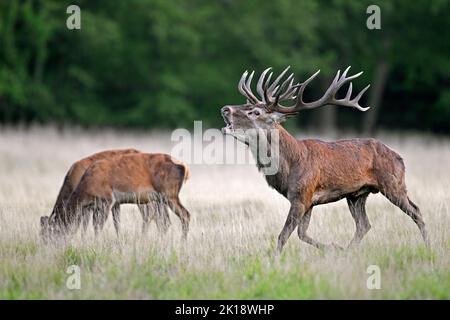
(329, 67, 370, 111)
(333, 84, 371, 111)
(269, 74, 291, 100)
(238, 70, 248, 97)
(294, 69, 321, 109)
(265, 69, 320, 114)
(235, 66, 370, 113)
(238, 70, 259, 104)
(245, 70, 255, 91)
(277, 73, 294, 95)
(271, 74, 294, 106)
(263, 72, 273, 102)
(290, 66, 369, 112)
(256, 67, 272, 101)
(279, 78, 299, 100)
(268, 66, 291, 94)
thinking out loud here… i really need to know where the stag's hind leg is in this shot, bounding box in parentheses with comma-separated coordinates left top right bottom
(347, 194, 371, 248)
(405, 198, 429, 246)
(381, 188, 428, 246)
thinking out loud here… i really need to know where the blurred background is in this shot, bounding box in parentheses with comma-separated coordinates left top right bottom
(0, 0, 449, 134)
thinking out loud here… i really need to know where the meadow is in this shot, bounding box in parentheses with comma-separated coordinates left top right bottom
(0, 126, 449, 299)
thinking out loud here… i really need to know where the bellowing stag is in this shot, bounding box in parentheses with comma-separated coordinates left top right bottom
(221, 66, 428, 256)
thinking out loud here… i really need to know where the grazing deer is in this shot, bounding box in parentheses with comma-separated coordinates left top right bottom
(42, 153, 191, 240)
(221, 66, 428, 256)
(40, 149, 171, 240)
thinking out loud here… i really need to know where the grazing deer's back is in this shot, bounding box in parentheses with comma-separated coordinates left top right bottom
(66, 149, 140, 189)
(76, 153, 189, 196)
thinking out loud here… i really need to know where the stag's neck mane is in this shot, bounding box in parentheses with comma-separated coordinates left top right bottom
(250, 124, 301, 197)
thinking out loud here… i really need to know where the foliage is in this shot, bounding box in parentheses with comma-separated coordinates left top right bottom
(0, 0, 449, 133)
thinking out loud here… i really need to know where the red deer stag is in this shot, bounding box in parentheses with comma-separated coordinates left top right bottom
(40, 149, 170, 240)
(41, 153, 189, 240)
(221, 66, 428, 256)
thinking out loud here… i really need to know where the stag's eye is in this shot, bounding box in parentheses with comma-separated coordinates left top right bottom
(253, 110, 260, 116)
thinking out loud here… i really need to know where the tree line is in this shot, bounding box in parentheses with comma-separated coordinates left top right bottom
(1, 0, 449, 133)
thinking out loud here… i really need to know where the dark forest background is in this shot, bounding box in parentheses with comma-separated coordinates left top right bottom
(0, 0, 449, 134)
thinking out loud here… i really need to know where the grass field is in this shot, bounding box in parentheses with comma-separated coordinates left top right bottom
(0, 126, 449, 299)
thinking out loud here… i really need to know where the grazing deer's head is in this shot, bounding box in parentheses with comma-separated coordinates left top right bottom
(40, 215, 52, 242)
(40, 215, 64, 242)
(221, 66, 370, 140)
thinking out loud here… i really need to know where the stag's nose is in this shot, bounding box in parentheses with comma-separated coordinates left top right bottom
(221, 106, 232, 116)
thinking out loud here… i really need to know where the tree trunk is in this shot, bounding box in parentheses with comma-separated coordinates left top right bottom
(318, 76, 336, 134)
(363, 60, 390, 135)
(318, 105, 336, 133)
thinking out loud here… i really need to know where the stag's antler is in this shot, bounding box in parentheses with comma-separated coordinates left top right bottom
(238, 66, 300, 105)
(238, 66, 370, 115)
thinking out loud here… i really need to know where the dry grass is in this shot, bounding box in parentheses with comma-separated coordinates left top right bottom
(0, 126, 449, 299)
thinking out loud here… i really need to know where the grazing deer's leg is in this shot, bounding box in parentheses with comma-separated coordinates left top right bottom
(167, 197, 190, 240)
(93, 199, 111, 236)
(154, 203, 171, 234)
(347, 194, 371, 248)
(276, 201, 306, 257)
(92, 210, 101, 236)
(111, 203, 120, 236)
(70, 204, 86, 236)
(81, 211, 91, 235)
(138, 204, 151, 235)
(297, 207, 328, 250)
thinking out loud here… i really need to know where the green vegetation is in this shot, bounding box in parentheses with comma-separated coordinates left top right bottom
(0, 128, 449, 299)
(1, 0, 449, 133)
(1, 239, 449, 299)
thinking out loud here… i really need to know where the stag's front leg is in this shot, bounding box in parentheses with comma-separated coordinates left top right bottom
(297, 208, 324, 250)
(347, 194, 371, 248)
(275, 201, 307, 258)
(297, 207, 344, 251)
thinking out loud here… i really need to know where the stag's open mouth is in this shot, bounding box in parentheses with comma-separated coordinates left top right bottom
(221, 114, 234, 134)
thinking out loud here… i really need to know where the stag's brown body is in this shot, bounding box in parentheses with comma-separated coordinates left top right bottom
(267, 127, 403, 203)
(43, 153, 191, 239)
(221, 66, 428, 255)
